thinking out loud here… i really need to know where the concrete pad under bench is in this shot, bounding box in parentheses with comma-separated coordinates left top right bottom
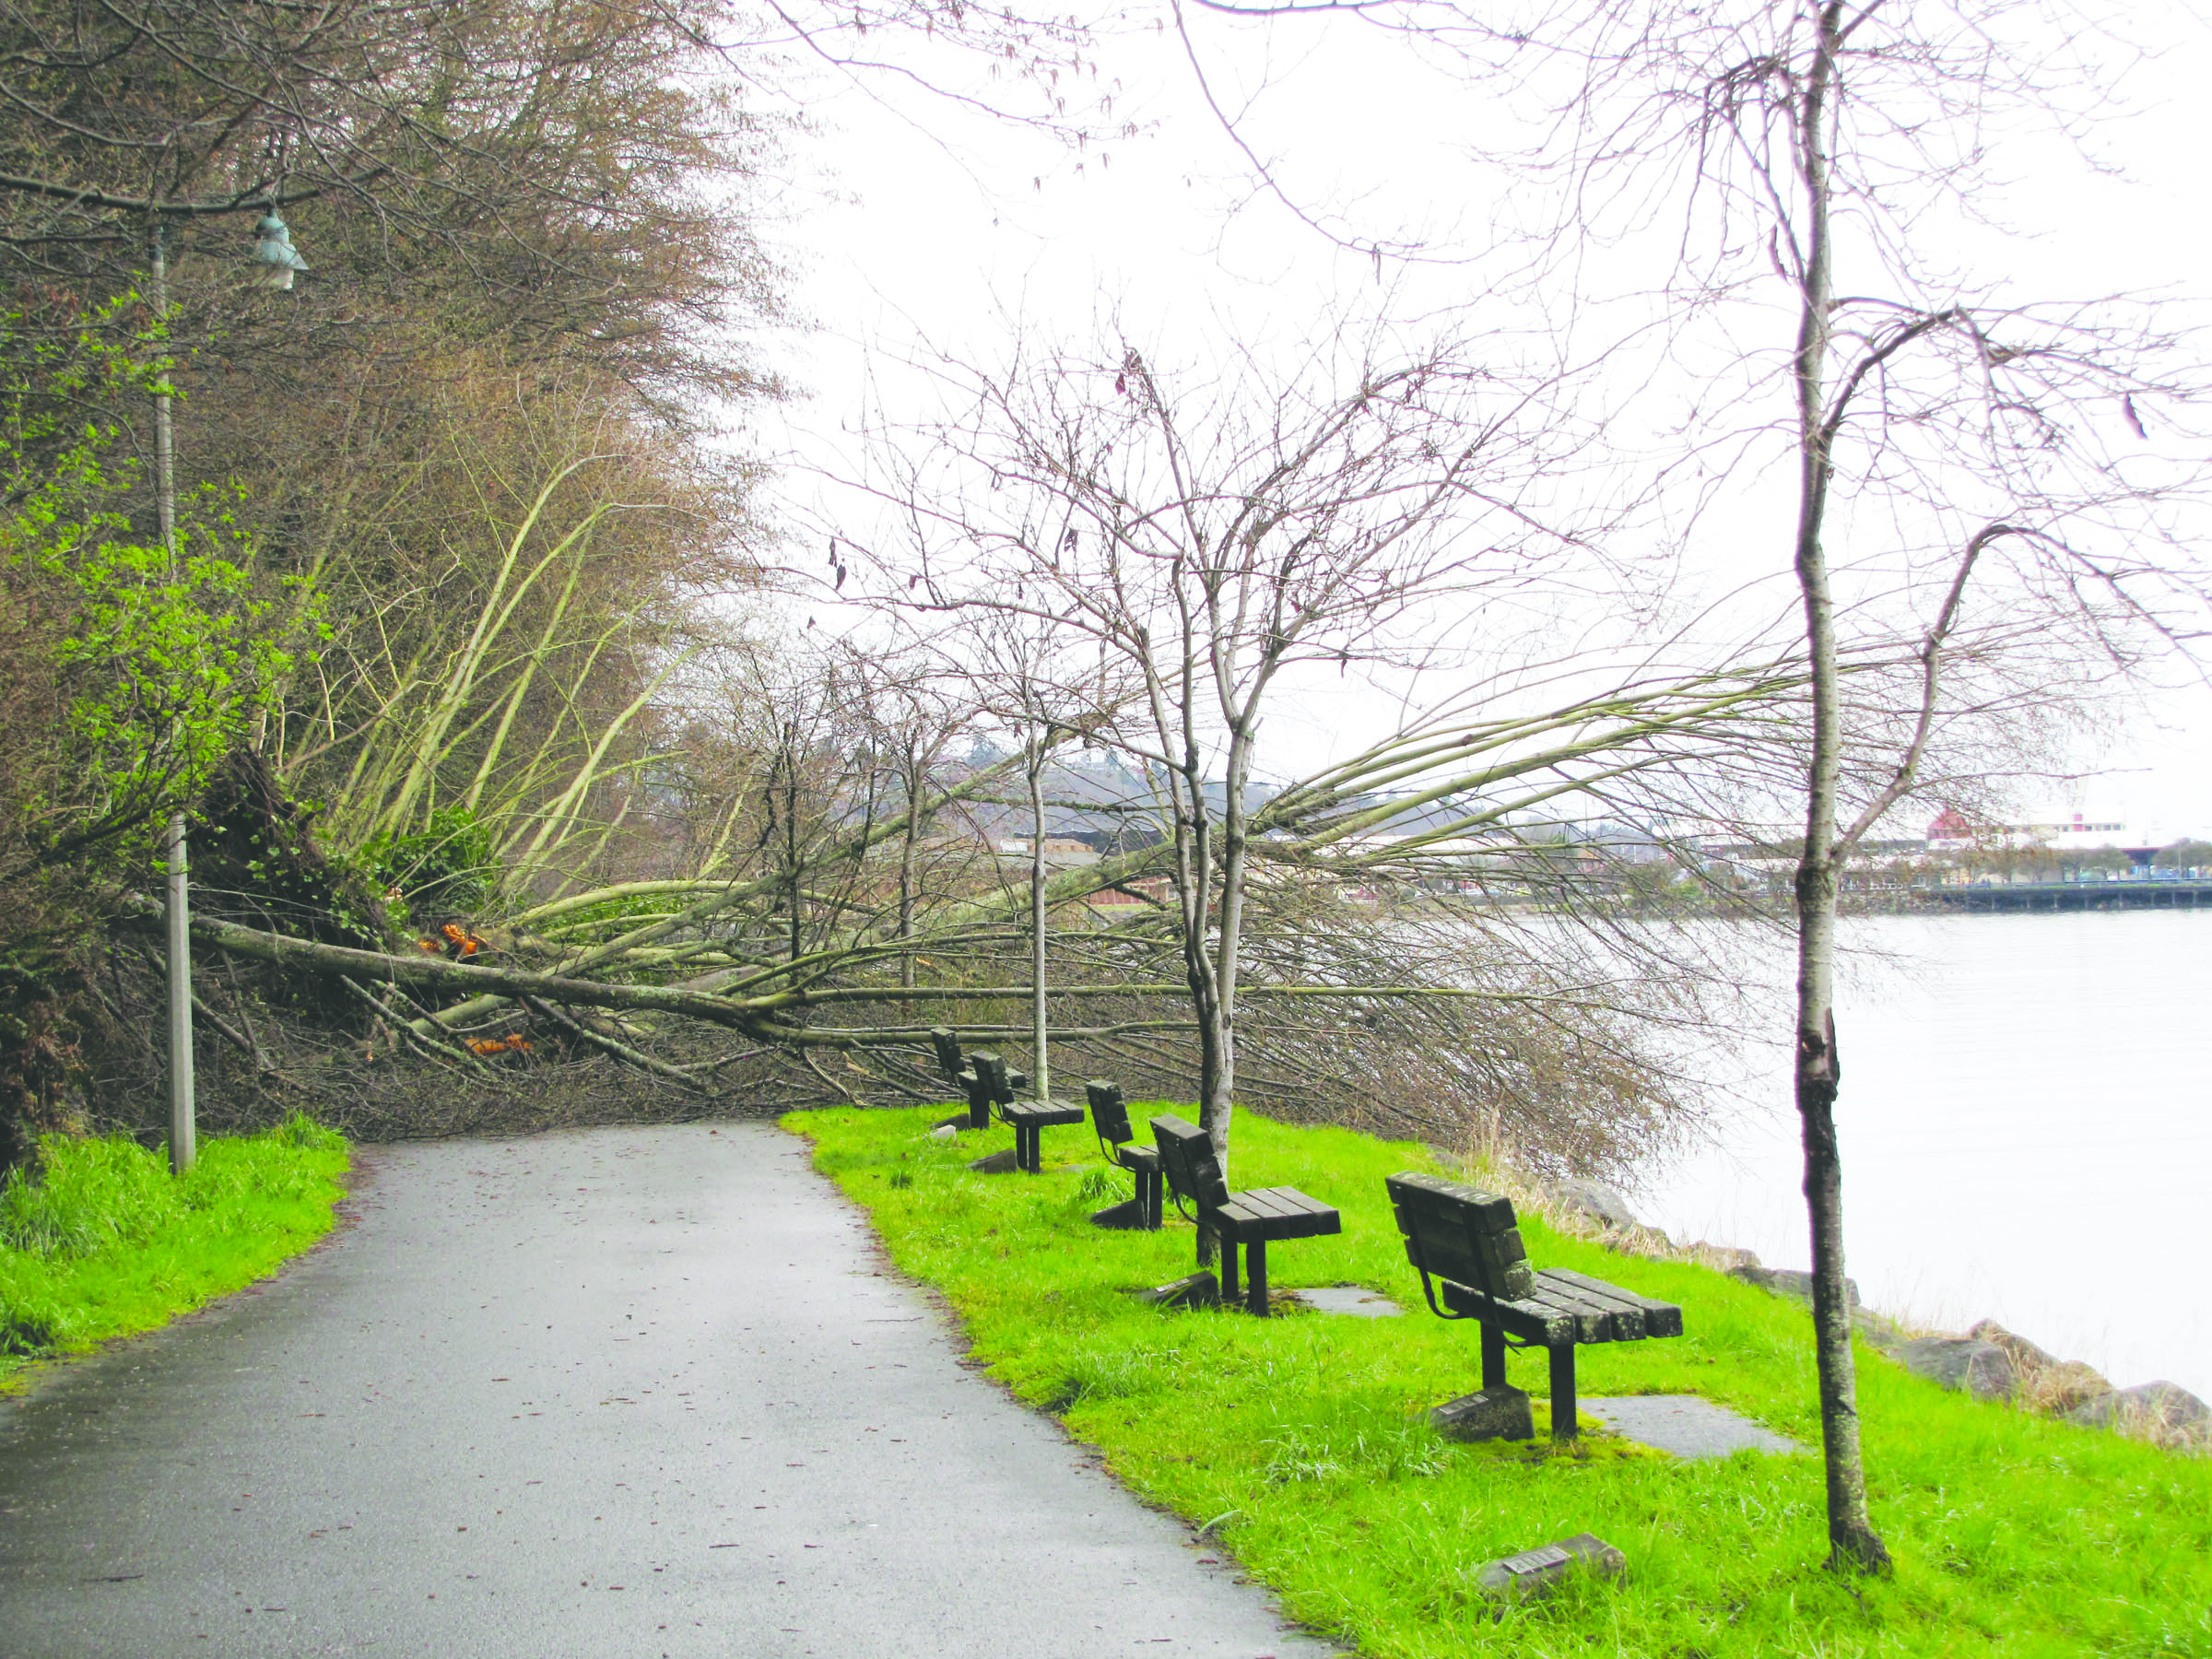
(1285, 1287, 1403, 1318)
(1582, 1394, 1804, 1458)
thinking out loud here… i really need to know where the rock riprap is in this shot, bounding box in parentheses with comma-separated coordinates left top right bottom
(1544, 1179, 1641, 1232)
(1726, 1264, 1863, 1308)
(1967, 1319, 2114, 1413)
(2067, 1382, 2211, 1448)
(1882, 1315, 2207, 1451)
(1896, 1336, 2018, 1401)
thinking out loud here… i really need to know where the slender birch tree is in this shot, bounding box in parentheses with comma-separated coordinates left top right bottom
(1159, 0, 2210, 1568)
(841, 324, 1714, 1170)
(1613, 2, 2205, 1573)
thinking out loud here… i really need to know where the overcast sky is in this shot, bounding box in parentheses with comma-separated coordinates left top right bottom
(751, 3, 2212, 840)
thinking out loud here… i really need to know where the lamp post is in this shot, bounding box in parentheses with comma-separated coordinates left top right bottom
(147, 218, 194, 1176)
(153, 209, 310, 1177)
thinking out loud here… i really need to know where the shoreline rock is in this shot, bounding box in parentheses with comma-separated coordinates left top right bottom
(1969, 1319, 2114, 1414)
(1726, 1264, 1863, 1309)
(1896, 1336, 2017, 1401)
(2066, 1382, 2211, 1449)
(1545, 1179, 1641, 1233)
(1705, 1254, 2201, 1451)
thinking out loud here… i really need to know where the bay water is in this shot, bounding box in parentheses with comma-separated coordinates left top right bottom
(1642, 908, 2211, 1403)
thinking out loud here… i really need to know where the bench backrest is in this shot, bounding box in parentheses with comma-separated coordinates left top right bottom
(1149, 1114, 1231, 1216)
(929, 1027, 964, 1084)
(1384, 1171, 1535, 1302)
(970, 1051, 1016, 1107)
(1086, 1080, 1133, 1146)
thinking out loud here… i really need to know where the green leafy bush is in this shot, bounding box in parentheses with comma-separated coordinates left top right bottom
(0, 307, 319, 877)
(362, 804, 500, 924)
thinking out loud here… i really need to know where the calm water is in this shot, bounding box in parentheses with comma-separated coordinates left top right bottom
(1643, 909, 2212, 1402)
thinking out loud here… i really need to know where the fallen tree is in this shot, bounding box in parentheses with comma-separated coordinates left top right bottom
(117, 659, 1805, 1167)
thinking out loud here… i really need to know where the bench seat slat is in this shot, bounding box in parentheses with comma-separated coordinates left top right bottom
(1540, 1267, 1684, 1338)
(1438, 1277, 1580, 1345)
(1525, 1271, 1644, 1340)
(1433, 1269, 1672, 1345)
(1224, 1185, 1292, 1219)
(1242, 1186, 1330, 1221)
(1217, 1190, 1342, 1241)
(1002, 1100, 1085, 1128)
(1448, 1278, 1608, 1343)
(1515, 1280, 1617, 1343)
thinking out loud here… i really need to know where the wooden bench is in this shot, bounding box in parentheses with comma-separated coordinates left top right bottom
(1083, 1080, 1162, 1230)
(1386, 1171, 1682, 1441)
(968, 1051, 1080, 1173)
(1150, 1115, 1340, 1316)
(927, 1030, 1029, 1132)
(929, 1026, 967, 1087)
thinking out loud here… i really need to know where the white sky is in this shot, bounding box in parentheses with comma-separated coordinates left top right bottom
(748, 3, 2212, 839)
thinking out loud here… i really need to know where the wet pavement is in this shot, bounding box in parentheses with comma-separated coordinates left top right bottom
(0, 1124, 1333, 1657)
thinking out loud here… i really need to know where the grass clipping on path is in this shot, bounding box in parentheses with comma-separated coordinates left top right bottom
(0, 1114, 349, 1386)
(796, 1106, 2212, 1659)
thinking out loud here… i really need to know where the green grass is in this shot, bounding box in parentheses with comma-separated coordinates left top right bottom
(0, 1113, 349, 1388)
(794, 1104, 2212, 1658)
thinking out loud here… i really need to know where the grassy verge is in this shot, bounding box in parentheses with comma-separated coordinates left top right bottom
(795, 1104, 2212, 1658)
(1, 1114, 350, 1389)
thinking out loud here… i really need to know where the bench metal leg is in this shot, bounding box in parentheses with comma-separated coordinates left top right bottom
(1016, 1124, 1038, 1173)
(1547, 1343, 1578, 1442)
(1216, 1233, 1240, 1305)
(1480, 1323, 1507, 1391)
(1245, 1239, 1268, 1316)
(1139, 1168, 1163, 1230)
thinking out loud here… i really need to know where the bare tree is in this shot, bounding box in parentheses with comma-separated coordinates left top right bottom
(1169, 0, 2211, 1572)
(947, 607, 1124, 1100)
(835, 323, 1797, 1171)
(1587, 3, 2206, 1574)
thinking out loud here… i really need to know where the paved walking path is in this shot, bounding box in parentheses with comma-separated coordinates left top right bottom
(0, 1124, 1334, 1658)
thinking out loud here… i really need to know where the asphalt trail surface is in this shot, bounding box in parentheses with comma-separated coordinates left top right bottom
(0, 1124, 1335, 1657)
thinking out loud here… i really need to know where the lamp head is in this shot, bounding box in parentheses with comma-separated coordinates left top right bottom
(251, 212, 310, 290)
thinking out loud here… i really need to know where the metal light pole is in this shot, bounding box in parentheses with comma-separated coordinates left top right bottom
(150, 218, 195, 1177)
(153, 207, 310, 1178)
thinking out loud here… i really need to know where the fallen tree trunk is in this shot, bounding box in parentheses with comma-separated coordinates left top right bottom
(119, 901, 800, 1040)
(120, 900, 1585, 1061)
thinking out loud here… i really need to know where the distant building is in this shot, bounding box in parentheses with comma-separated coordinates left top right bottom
(1926, 809, 2126, 853)
(995, 836, 1100, 870)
